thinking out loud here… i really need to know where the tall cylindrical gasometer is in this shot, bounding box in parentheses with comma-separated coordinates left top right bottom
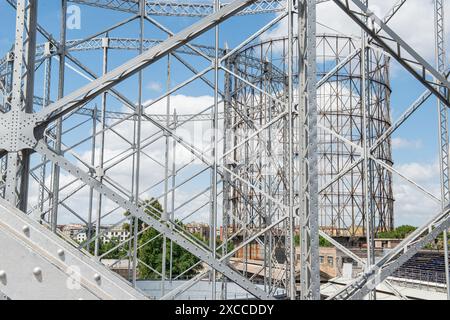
(223, 34, 394, 244)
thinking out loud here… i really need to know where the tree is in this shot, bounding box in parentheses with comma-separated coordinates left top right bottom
(378, 225, 417, 239)
(87, 237, 127, 260)
(294, 234, 300, 246)
(319, 235, 332, 247)
(294, 234, 331, 247)
(394, 225, 418, 238)
(125, 198, 203, 280)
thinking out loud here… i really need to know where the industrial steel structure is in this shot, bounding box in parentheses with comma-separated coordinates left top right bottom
(0, 0, 449, 300)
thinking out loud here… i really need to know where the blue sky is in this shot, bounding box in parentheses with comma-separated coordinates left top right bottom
(0, 0, 448, 228)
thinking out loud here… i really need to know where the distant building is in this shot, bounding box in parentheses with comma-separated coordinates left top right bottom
(58, 224, 85, 240)
(58, 224, 130, 244)
(185, 222, 210, 240)
(76, 231, 87, 243)
(374, 238, 402, 249)
(102, 225, 130, 243)
(101, 259, 132, 279)
(318, 246, 361, 279)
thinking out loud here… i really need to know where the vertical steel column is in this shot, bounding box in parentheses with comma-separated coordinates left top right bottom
(169, 110, 177, 283)
(18, 0, 38, 212)
(0, 53, 13, 199)
(87, 106, 97, 242)
(267, 57, 273, 295)
(5, 0, 25, 206)
(132, 0, 146, 287)
(298, 0, 320, 300)
(50, 0, 67, 232)
(221, 48, 232, 301)
(162, 53, 171, 296)
(5, 0, 37, 210)
(361, 0, 376, 300)
(287, 0, 296, 300)
(434, 0, 450, 300)
(94, 37, 109, 256)
(6, 51, 14, 113)
(38, 56, 52, 217)
(209, 0, 221, 300)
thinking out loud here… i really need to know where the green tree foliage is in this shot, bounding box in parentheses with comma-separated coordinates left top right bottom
(319, 235, 332, 247)
(87, 237, 127, 259)
(126, 198, 203, 280)
(377, 225, 417, 239)
(294, 234, 331, 247)
(294, 235, 300, 246)
(138, 227, 202, 280)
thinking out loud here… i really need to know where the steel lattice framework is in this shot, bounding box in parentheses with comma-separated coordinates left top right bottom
(315, 34, 394, 237)
(0, 0, 449, 300)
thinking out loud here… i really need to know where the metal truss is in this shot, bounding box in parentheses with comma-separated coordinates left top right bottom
(434, 0, 450, 300)
(332, 0, 450, 106)
(323, 0, 450, 300)
(316, 34, 394, 237)
(68, 0, 333, 17)
(34, 37, 226, 62)
(29, 0, 262, 125)
(1, 0, 449, 301)
(0, 0, 279, 300)
(69, 0, 287, 17)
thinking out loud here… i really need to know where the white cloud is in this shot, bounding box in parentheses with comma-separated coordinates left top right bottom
(396, 161, 439, 184)
(393, 160, 441, 227)
(391, 137, 423, 150)
(27, 94, 219, 225)
(147, 81, 163, 92)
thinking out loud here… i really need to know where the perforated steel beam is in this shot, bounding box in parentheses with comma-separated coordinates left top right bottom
(4, 0, 37, 211)
(298, 0, 320, 300)
(0, 198, 148, 300)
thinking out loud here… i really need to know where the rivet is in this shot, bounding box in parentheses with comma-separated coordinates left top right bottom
(22, 225, 30, 234)
(94, 274, 101, 282)
(0, 270, 6, 278)
(57, 249, 65, 257)
(33, 267, 42, 276)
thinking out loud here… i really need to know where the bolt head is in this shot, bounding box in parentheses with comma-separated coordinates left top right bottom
(33, 267, 42, 276)
(0, 270, 6, 278)
(57, 249, 65, 257)
(22, 225, 30, 234)
(93, 274, 101, 282)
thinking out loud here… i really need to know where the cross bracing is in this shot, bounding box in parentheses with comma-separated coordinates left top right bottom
(0, 0, 449, 300)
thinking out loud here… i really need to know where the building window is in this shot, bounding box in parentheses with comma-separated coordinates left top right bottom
(327, 256, 334, 266)
(320, 256, 324, 264)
